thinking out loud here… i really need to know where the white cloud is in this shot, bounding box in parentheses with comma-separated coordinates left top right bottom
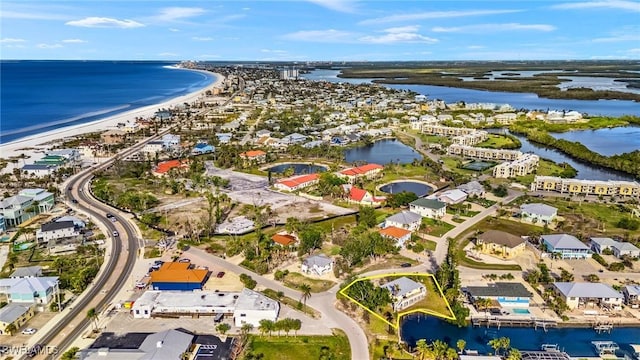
(1, 10, 69, 20)
(66, 17, 144, 28)
(432, 23, 556, 33)
(307, 0, 358, 13)
(169, 28, 180, 32)
(626, 48, 640, 53)
(282, 29, 355, 43)
(37, 43, 63, 49)
(261, 49, 288, 54)
(359, 9, 521, 25)
(467, 45, 486, 49)
(62, 39, 87, 43)
(242, 7, 251, 11)
(359, 26, 438, 44)
(158, 52, 178, 57)
(192, 37, 214, 41)
(154, 7, 206, 21)
(0, 38, 27, 43)
(551, 1, 640, 12)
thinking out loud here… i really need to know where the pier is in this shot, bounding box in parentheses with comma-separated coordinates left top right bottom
(471, 316, 557, 329)
(594, 322, 614, 334)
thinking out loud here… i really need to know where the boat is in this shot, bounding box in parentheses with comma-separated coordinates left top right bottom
(541, 344, 560, 352)
(592, 341, 619, 356)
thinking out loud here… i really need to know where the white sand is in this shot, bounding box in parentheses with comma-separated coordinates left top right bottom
(0, 69, 225, 172)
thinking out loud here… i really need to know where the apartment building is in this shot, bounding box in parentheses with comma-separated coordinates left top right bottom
(451, 131, 489, 146)
(530, 176, 640, 197)
(492, 154, 540, 178)
(447, 144, 522, 161)
(422, 125, 477, 137)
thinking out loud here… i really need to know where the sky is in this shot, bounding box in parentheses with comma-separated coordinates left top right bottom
(1, 0, 639, 61)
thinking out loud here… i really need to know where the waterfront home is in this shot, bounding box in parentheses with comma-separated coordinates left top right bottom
(338, 163, 384, 183)
(100, 129, 126, 144)
(590, 237, 640, 258)
(0, 276, 59, 308)
(553, 282, 623, 310)
(464, 282, 533, 308)
(409, 198, 447, 219)
(46, 149, 80, 162)
(0, 304, 35, 335)
(378, 226, 412, 248)
(0, 188, 55, 228)
(383, 211, 422, 231)
(239, 150, 267, 165)
(271, 233, 298, 248)
(447, 144, 522, 161)
(457, 180, 486, 197)
(274, 173, 319, 192)
(520, 203, 558, 224)
(192, 143, 215, 155)
(381, 277, 427, 311)
(36, 221, 80, 244)
(301, 254, 334, 276)
(530, 176, 640, 197)
(152, 160, 189, 176)
(476, 230, 526, 258)
(622, 285, 640, 308)
(433, 189, 467, 204)
(343, 185, 385, 206)
(10, 266, 43, 279)
(542, 234, 592, 259)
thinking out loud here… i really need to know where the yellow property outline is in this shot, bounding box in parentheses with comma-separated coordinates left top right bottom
(339, 273, 456, 330)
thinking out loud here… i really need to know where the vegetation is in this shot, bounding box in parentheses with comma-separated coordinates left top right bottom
(261, 288, 320, 318)
(344, 279, 392, 312)
(436, 241, 470, 326)
(240, 274, 257, 289)
(476, 134, 521, 149)
(244, 329, 350, 360)
(279, 272, 336, 293)
(386, 191, 418, 208)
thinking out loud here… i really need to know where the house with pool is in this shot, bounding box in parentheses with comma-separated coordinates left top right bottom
(464, 282, 533, 309)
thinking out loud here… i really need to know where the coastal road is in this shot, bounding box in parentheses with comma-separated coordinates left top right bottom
(183, 247, 370, 360)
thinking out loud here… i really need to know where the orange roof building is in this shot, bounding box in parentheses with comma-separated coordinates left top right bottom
(378, 226, 412, 248)
(153, 159, 188, 176)
(271, 233, 298, 247)
(343, 185, 385, 206)
(150, 262, 209, 290)
(339, 163, 383, 183)
(239, 150, 266, 158)
(274, 173, 320, 192)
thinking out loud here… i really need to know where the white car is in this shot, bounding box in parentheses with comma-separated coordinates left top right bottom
(112, 231, 119, 237)
(21, 328, 37, 335)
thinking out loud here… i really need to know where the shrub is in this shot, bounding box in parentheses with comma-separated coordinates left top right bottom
(240, 274, 257, 289)
(592, 253, 608, 267)
(608, 262, 625, 272)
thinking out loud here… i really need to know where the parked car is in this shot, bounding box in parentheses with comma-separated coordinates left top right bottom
(178, 258, 190, 263)
(400, 263, 412, 268)
(21, 328, 37, 335)
(135, 282, 147, 289)
(153, 260, 164, 266)
(216, 271, 226, 278)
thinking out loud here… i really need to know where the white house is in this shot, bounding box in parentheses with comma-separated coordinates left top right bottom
(36, 221, 80, 244)
(384, 211, 422, 231)
(553, 282, 623, 310)
(378, 226, 412, 248)
(409, 198, 447, 219)
(142, 141, 165, 155)
(301, 254, 334, 276)
(381, 277, 427, 311)
(233, 288, 280, 327)
(590, 237, 640, 258)
(520, 203, 558, 224)
(433, 189, 468, 204)
(457, 181, 485, 197)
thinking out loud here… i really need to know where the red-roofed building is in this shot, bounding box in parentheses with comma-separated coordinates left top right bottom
(274, 173, 320, 192)
(150, 262, 210, 290)
(338, 163, 383, 183)
(378, 226, 412, 248)
(271, 233, 298, 248)
(239, 150, 267, 165)
(152, 160, 189, 176)
(343, 185, 385, 206)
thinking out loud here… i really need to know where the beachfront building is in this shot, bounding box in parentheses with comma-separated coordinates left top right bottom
(590, 237, 640, 258)
(553, 282, 623, 310)
(338, 163, 384, 183)
(476, 230, 526, 258)
(21, 164, 58, 177)
(520, 203, 558, 224)
(383, 211, 422, 231)
(381, 277, 427, 311)
(409, 198, 447, 219)
(301, 254, 334, 276)
(101, 129, 127, 144)
(142, 140, 164, 156)
(542, 234, 592, 259)
(0, 188, 55, 228)
(530, 176, 640, 197)
(0, 304, 35, 335)
(0, 276, 59, 307)
(239, 150, 267, 166)
(465, 282, 533, 308)
(274, 173, 319, 192)
(622, 285, 640, 307)
(493, 154, 540, 178)
(447, 145, 522, 161)
(378, 226, 412, 248)
(35, 221, 80, 244)
(46, 149, 81, 163)
(149, 262, 209, 291)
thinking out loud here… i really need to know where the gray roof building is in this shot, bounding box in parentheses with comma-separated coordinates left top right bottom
(41, 221, 75, 232)
(410, 198, 446, 210)
(80, 329, 194, 360)
(478, 230, 525, 249)
(0, 303, 31, 324)
(520, 203, 558, 218)
(553, 282, 623, 299)
(303, 254, 333, 268)
(457, 180, 485, 196)
(385, 211, 422, 225)
(10, 266, 43, 278)
(542, 234, 590, 251)
(381, 277, 425, 298)
(235, 288, 279, 313)
(465, 282, 532, 298)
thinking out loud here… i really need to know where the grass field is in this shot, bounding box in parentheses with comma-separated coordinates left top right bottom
(421, 218, 455, 237)
(261, 288, 320, 318)
(515, 159, 577, 185)
(476, 134, 520, 149)
(247, 329, 351, 360)
(282, 272, 336, 293)
(357, 254, 419, 274)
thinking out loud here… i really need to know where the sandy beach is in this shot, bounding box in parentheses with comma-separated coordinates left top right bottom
(0, 69, 225, 171)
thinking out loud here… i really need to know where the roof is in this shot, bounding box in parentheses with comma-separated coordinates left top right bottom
(381, 277, 424, 298)
(10, 266, 42, 278)
(271, 234, 297, 246)
(542, 234, 590, 251)
(154, 160, 187, 174)
(240, 150, 266, 158)
(234, 288, 279, 312)
(0, 195, 31, 209)
(378, 226, 412, 239)
(339, 163, 383, 176)
(84, 329, 194, 360)
(138, 329, 194, 360)
(438, 189, 467, 202)
(521, 203, 558, 217)
(303, 254, 333, 268)
(478, 230, 525, 249)
(0, 276, 58, 294)
(133, 290, 238, 310)
(276, 173, 319, 189)
(591, 237, 640, 252)
(410, 198, 446, 210)
(624, 285, 640, 296)
(41, 220, 75, 232)
(349, 187, 368, 202)
(385, 211, 422, 225)
(55, 216, 86, 228)
(150, 262, 209, 284)
(465, 282, 532, 298)
(0, 303, 31, 324)
(553, 282, 623, 299)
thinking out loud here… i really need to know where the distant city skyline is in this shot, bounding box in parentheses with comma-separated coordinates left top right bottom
(1, 0, 639, 61)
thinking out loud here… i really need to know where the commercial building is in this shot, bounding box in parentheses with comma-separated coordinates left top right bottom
(451, 131, 489, 146)
(422, 125, 478, 137)
(447, 144, 522, 161)
(553, 282, 623, 310)
(301, 254, 334, 276)
(149, 262, 209, 291)
(80, 329, 194, 360)
(409, 198, 447, 219)
(520, 203, 558, 224)
(542, 234, 592, 259)
(274, 173, 319, 192)
(492, 154, 540, 178)
(590, 237, 640, 258)
(381, 277, 427, 311)
(530, 176, 640, 197)
(465, 282, 533, 308)
(234, 288, 280, 327)
(0, 304, 34, 335)
(476, 230, 526, 258)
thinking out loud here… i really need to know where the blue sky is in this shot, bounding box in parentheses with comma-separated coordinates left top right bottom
(1, 1, 639, 60)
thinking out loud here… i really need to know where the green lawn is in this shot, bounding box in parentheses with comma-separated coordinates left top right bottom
(261, 288, 320, 318)
(357, 254, 419, 274)
(247, 330, 351, 360)
(282, 272, 336, 293)
(421, 218, 455, 237)
(476, 134, 520, 149)
(515, 158, 577, 185)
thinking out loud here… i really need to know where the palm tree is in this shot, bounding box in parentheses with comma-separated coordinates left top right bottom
(258, 319, 274, 337)
(86, 307, 99, 332)
(241, 323, 254, 336)
(4, 323, 17, 336)
(415, 339, 430, 360)
(300, 284, 312, 307)
(507, 348, 522, 360)
(456, 339, 466, 354)
(216, 323, 231, 335)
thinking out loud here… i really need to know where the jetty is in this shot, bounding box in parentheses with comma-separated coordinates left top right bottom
(593, 322, 614, 334)
(471, 316, 557, 330)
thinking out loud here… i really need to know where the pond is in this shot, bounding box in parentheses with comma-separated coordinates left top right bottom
(344, 139, 422, 165)
(401, 315, 640, 357)
(549, 126, 640, 156)
(379, 181, 432, 197)
(266, 163, 327, 175)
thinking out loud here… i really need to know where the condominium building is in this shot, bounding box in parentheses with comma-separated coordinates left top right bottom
(422, 125, 478, 137)
(530, 176, 640, 197)
(493, 154, 540, 178)
(451, 131, 489, 146)
(447, 144, 522, 161)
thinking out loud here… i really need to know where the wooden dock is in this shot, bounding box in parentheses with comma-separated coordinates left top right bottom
(471, 316, 557, 329)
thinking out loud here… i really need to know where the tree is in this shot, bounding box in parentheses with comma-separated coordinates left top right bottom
(456, 339, 466, 354)
(300, 284, 312, 307)
(291, 318, 302, 336)
(488, 337, 511, 356)
(61, 347, 80, 360)
(386, 191, 418, 208)
(298, 226, 323, 255)
(415, 339, 430, 360)
(258, 319, 274, 337)
(4, 323, 16, 336)
(241, 323, 254, 335)
(357, 205, 377, 228)
(507, 348, 522, 360)
(216, 323, 231, 335)
(86, 307, 99, 332)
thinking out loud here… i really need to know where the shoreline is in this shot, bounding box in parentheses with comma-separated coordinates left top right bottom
(0, 69, 224, 163)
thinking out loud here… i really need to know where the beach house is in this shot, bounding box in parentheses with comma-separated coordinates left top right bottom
(36, 221, 80, 244)
(383, 211, 422, 231)
(476, 230, 526, 258)
(239, 150, 267, 165)
(378, 226, 412, 248)
(465, 282, 533, 308)
(0, 189, 55, 228)
(622, 285, 640, 308)
(381, 277, 427, 311)
(553, 282, 623, 310)
(590, 237, 640, 258)
(542, 234, 592, 259)
(520, 203, 558, 224)
(0, 276, 60, 308)
(0, 304, 35, 335)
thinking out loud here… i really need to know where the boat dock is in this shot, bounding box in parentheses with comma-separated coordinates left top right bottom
(471, 316, 557, 330)
(592, 341, 619, 356)
(594, 322, 614, 334)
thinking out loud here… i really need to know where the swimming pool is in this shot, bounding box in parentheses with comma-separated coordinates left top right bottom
(512, 308, 531, 315)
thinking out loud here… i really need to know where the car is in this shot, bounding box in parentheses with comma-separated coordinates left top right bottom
(216, 271, 226, 278)
(178, 258, 190, 263)
(68, 187, 72, 190)
(21, 328, 37, 335)
(135, 282, 147, 289)
(27, 344, 43, 358)
(153, 260, 165, 266)
(112, 231, 119, 237)
(0, 345, 9, 354)
(400, 263, 412, 268)
(71, 199, 78, 204)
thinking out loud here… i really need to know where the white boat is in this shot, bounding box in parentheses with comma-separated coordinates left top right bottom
(592, 341, 619, 356)
(541, 344, 560, 352)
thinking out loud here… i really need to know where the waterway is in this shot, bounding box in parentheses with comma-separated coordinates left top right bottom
(401, 315, 640, 357)
(379, 181, 432, 197)
(266, 163, 327, 174)
(344, 139, 422, 165)
(550, 126, 640, 156)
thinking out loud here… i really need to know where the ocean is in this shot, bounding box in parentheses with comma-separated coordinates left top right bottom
(0, 61, 216, 144)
